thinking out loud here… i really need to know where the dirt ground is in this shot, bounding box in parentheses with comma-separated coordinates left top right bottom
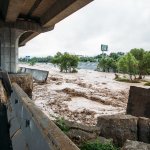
(19, 63, 149, 126)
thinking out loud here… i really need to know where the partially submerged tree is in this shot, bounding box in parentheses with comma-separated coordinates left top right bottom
(97, 56, 117, 72)
(29, 57, 37, 66)
(117, 53, 138, 80)
(130, 48, 150, 79)
(51, 52, 79, 73)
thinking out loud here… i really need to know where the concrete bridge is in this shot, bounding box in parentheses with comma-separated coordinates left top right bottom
(0, 0, 93, 73)
(0, 1, 93, 150)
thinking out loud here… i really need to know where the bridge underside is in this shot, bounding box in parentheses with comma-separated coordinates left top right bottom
(0, 0, 93, 73)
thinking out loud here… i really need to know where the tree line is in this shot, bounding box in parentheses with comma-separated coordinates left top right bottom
(19, 48, 150, 79)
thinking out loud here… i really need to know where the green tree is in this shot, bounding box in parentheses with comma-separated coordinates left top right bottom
(118, 53, 138, 80)
(80, 56, 97, 62)
(97, 57, 108, 72)
(130, 48, 150, 78)
(51, 52, 79, 73)
(29, 57, 37, 66)
(97, 56, 117, 72)
(109, 52, 124, 61)
(142, 51, 150, 75)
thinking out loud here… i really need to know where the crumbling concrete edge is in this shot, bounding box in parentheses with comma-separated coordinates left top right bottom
(20, 67, 49, 83)
(8, 83, 79, 150)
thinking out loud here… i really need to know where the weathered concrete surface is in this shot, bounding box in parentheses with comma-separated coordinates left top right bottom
(0, 0, 93, 73)
(97, 115, 138, 147)
(55, 120, 101, 147)
(11, 129, 28, 150)
(9, 73, 33, 98)
(0, 0, 93, 28)
(0, 27, 24, 73)
(61, 120, 101, 134)
(121, 140, 150, 150)
(127, 86, 150, 118)
(20, 67, 49, 83)
(138, 117, 150, 143)
(9, 83, 79, 150)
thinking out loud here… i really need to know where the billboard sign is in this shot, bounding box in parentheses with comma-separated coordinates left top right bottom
(101, 44, 108, 51)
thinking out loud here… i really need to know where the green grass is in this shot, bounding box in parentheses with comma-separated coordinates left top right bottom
(115, 78, 140, 83)
(80, 140, 119, 150)
(144, 82, 150, 86)
(55, 117, 70, 133)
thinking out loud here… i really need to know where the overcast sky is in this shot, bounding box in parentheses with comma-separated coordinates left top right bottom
(19, 0, 150, 57)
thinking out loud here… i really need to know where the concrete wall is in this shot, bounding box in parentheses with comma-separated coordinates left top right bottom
(20, 67, 49, 83)
(0, 27, 23, 73)
(127, 86, 150, 118)
(97, 115, 150, 146)
(7, 83, 79, 150)
(9, 73, 33, 98)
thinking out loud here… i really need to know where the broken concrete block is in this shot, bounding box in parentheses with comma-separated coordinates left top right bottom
(20, 67, 26, 73)
(67, 129, 97, 146)
(127, 86, 150, 118)
(121, 140, 150, 150)
(97, 115, 138, 147)
(138, 117, 150, 143)
(25, 68, 49, 83)
(9, 73, 33, 98)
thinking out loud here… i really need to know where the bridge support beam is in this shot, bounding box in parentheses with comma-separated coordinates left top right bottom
(0, 27, 23, 73)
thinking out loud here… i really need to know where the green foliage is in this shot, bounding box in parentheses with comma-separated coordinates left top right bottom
(29, 57, 37, 66)
(80, 56, 97, 62)
(55, 118, 70, 133)
(19, 56, 53, 63)
(117, 49, 150, 80)
(130, 48, 150, 78)
(117, 53, 138, 80)
(51, 52, 79, 73)
(115, 77, 140, 83)
(95, 53, 107, 59)
(80, 140, 119, 150)
(144, 82, 150, 86)
(109, 52, 124, 61)
(97, 56, 117, 72)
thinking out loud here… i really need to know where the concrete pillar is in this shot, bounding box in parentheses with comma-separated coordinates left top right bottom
(0, 27, 23, 73)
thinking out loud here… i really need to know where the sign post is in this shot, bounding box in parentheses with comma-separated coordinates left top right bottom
(101, 44, 108, 57)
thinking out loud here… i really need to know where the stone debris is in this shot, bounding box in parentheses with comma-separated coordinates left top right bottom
(121, 140, 150, 150)
(97, 115, 138, 147)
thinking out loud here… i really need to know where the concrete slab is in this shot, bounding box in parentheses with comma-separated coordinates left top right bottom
(97, 114, 138, 147)
(20, 67, 49, 83)
(127, 86, 150, 118)
(26, 68, 48, 82)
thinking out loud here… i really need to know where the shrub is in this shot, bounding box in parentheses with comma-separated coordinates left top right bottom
(144, 82, 150, 86)
(55, 118, 70, 133)
(115, 77, 140, 83)
(80, 140, 119, 150)
(51, 52, 79, 73)
(29, 59, 36, 66)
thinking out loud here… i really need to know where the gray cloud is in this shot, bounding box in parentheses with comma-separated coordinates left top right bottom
(19, 0, 150, 57)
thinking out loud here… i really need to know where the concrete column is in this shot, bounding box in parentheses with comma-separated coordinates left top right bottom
(0, 27, 23, 73)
